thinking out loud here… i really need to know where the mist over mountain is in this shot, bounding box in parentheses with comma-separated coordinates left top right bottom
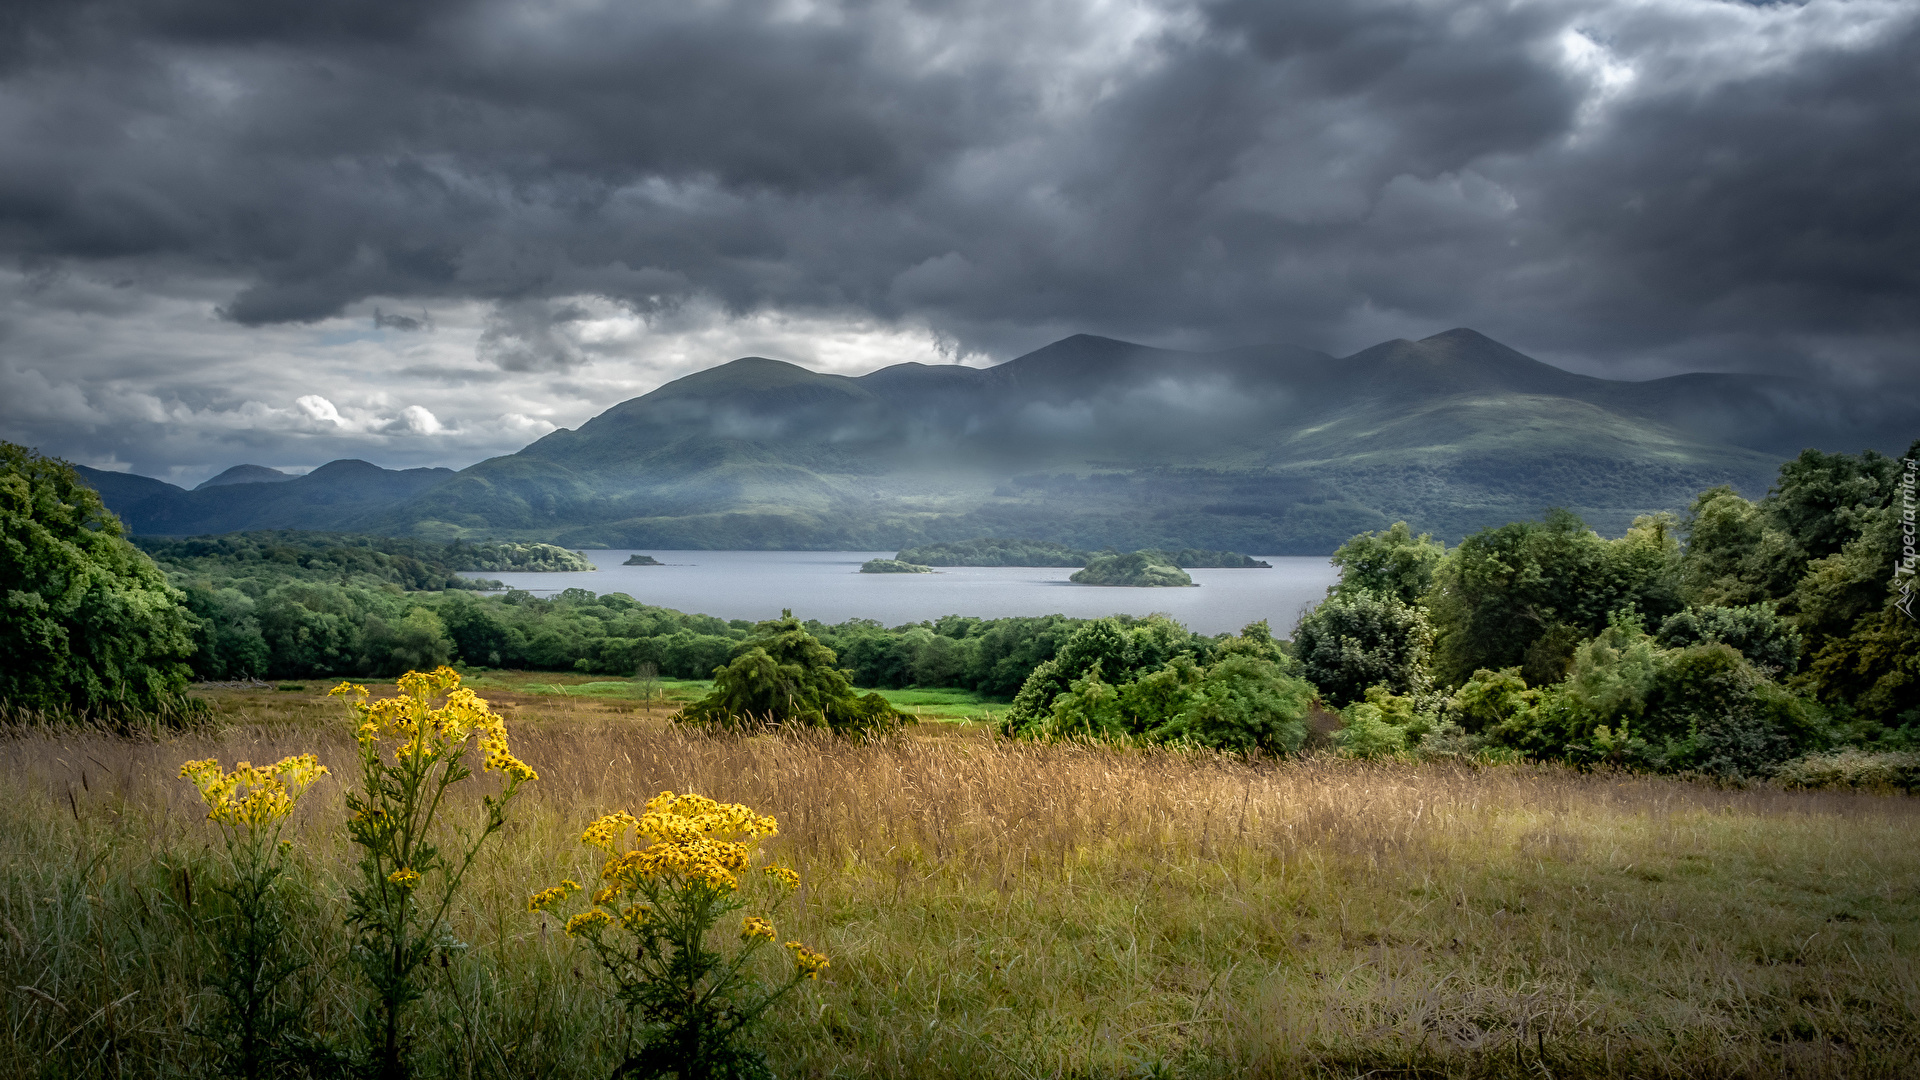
(74, 329, 1905, 552)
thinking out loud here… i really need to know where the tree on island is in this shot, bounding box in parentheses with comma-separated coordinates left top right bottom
(1070, 551, 1193, 587)
(1, 443, 200, 721)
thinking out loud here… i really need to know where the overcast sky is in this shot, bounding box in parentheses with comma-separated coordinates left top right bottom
(1, 0, 1915, 485)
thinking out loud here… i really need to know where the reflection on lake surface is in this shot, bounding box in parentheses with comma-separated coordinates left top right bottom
(463, 551, 1338, 636)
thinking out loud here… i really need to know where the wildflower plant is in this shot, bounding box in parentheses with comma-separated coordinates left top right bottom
(531, 791, 826, 1080)
(179, 753, 330, 1079)
(331, 667, 535, 1079)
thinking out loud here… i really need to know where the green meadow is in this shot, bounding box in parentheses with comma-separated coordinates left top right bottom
(2, 684, 1917, 1079)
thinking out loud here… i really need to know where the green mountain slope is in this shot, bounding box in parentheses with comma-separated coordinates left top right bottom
(82, 328, 1896, 552)
(357, 329, 1798, 551)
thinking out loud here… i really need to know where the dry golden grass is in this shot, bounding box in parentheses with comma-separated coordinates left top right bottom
(3, 686, 1918, 1078)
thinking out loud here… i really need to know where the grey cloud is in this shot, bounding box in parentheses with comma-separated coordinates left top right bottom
(373, 307, 431, 331)
(0, 0, 1914, 392)
(476, 298, 595, 372)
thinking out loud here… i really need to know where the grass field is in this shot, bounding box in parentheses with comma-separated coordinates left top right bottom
(2, 683, 1918, 1078)
(447, 669, 1007, 722)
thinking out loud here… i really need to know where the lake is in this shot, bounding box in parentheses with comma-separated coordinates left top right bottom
(463, 551, 1340, 636)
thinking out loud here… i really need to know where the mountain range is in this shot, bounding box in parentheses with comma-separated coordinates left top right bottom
(74, 329, 1909, 553)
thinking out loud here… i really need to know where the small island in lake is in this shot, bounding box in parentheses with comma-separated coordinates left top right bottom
(896, 538, 1087, 566)
(894, 537, 1268, 568)
(1069, 551, 1195, 587)
(622, 553, 663, 565)
(860, 558, 934, 574)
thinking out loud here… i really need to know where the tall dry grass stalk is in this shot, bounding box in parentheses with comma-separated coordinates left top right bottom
(3, 691, 1918, 1077)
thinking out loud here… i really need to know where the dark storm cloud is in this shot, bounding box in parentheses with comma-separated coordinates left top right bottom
(1, 0, 1917, 380)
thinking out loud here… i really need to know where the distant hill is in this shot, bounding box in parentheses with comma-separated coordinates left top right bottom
(196, 464, 296, 489)
(78, 459, 456, 536)
(72, 329, 1910, 552)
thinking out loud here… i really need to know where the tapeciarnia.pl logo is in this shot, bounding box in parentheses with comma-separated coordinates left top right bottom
(1898, 456, 1917, 621)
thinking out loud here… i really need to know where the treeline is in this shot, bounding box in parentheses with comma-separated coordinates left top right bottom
(896, 536, 1269, 568)
(137, 531, 592, 589)
(1282, 443, 1920, 774)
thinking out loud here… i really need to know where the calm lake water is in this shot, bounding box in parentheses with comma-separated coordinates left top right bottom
(463, 551, 1339, 636)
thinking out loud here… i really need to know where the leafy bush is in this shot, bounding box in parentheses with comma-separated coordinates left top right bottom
(1332, 703, 1405, 759)
(1005, 621, 1312, 753)
(1446, 667, 1537, 734)
(1495, 615, 1825, 777)
(1, 443, 200, 720)
(678, 613, 905, 735)
(1292, 589, 1433, 707)
(1148, 654, 1313, 753)
(1657, 603, 1802, 675)
(1773, 749, 1920, 792)
(1003, 616, 1206, 729)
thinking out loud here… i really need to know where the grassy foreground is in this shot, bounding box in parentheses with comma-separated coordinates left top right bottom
(2, 687, 1918, 1078)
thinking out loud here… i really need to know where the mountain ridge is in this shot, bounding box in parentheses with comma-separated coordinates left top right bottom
(69, 329, 1906, 551)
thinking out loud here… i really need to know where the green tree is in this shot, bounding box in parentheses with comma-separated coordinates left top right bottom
(1328, 521, 1446, 604)
(1292, 589, 1433, 706)
(1426, 509, 1681, 688)
(679, 612, 904, 734)
(0, 443, 198, 719)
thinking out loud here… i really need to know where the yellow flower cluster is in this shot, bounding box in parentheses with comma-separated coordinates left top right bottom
(786, 941, 829, 979)
(331, 667, 536, 783)
(763, 866, 801, 890)
(528, 879, 582, 913)
(579, 791, 779, 894)
(620, 903, 652, 930)
(565, 910, 612, 937)
(740, 915, 775, 942)
(388, 868, 420, 889)
(179, 754, 329, 828)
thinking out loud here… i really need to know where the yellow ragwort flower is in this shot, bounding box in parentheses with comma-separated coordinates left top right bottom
(528, 879, 582, 912)
(620, 903, 652, 930)
(388, 868, 420, 889)
(740, 915, 775, 942)
(580, 811, 641, 852)
(565, 910, 612, 937)
(763, 865, 801, 890)
(785, 941, 829, 979)
(179, 754, 329, 828)
(339, 669, 534, 786)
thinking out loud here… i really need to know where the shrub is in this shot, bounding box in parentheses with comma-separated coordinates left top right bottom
(1146, 655, 1313, 754)
(1773, 749, 1920, 792)
(678, 613, 905, 735)
(531, 792, 826, 1080)
(1489, 615, 1827, 776)
(1332, 703, 1406, 759)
